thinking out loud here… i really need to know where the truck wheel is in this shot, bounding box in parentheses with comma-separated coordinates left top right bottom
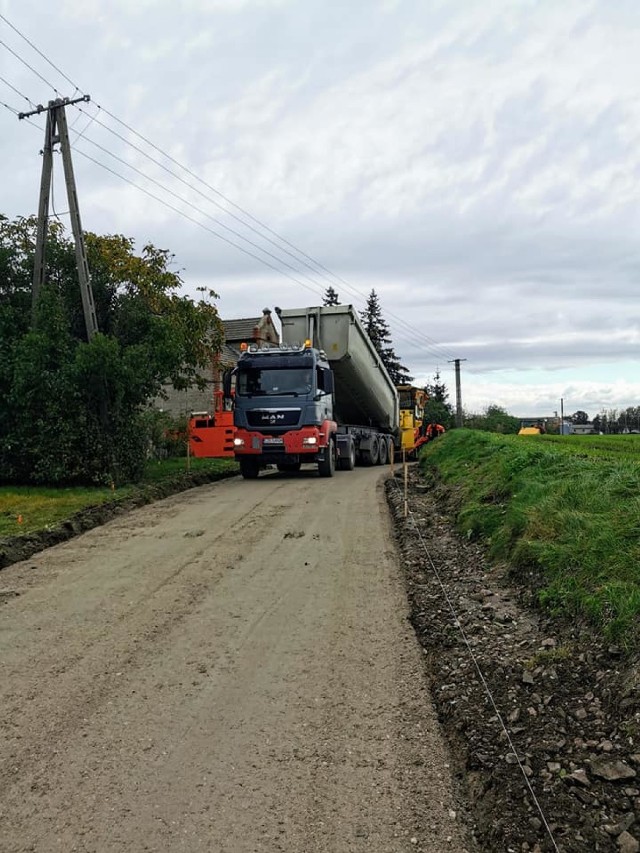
(378, 437, 388, 466)
(239, 457, 260, 479)
(318, 439, 336, 478)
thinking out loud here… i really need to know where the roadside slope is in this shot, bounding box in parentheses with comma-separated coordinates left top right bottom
(0, 468, 471, 853)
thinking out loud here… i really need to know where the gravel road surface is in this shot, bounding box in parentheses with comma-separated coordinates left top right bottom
(0, 468, 470, 853)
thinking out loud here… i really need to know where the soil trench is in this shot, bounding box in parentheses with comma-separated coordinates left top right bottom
(386, 466, 640, 853)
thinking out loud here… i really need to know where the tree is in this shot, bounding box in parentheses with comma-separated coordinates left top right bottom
(571, 410, 589, 424)
(0, 215, 223, 485)
(360, 289, 413, 384)
(323, 286, 340, 306)
(422, 370, 454, 428)
(464, 405, 520, 434)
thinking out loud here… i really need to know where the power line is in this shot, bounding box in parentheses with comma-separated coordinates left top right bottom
(0, 38, 61, 95)
(1, 11, 460, 364)
(0, 74, 37, 109)
(0, 13, 81, 95)
(73, 133, 333, 294)
(94, 105, 458, 362)
(73, 148, 324, 300)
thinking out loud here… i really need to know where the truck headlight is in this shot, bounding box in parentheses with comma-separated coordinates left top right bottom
(234, 437, 245, 447)
(302, 436, 317, 446)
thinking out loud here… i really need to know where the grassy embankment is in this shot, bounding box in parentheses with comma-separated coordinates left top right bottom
(420, 430, 640, 646)
(0, 457, 238, 538)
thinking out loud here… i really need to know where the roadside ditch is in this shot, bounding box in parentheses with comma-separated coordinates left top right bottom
(386, 466, 640, 853)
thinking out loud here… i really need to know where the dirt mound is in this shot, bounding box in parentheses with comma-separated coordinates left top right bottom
(387, 467, 640, 852)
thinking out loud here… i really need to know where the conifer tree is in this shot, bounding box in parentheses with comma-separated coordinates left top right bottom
(360, 289, 412, 384)
(322, 286, 340, 306)
(423, 370, 454, 428)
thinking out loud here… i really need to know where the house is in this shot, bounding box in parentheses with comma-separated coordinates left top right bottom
(156, 308, 280, 418)
(571, 423, 595, 435)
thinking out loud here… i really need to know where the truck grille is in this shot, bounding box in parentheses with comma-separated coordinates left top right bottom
(246, 409, 301, 428)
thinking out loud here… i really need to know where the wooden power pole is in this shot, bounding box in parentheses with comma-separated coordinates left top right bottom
(19, 95, 98, 341)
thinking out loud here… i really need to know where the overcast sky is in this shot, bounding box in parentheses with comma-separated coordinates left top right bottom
(2, 0, 639, 418)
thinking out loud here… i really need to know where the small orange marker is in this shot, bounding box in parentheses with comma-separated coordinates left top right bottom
(17, 515, 23, 524)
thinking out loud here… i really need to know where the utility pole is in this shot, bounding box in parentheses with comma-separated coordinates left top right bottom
(19, 95, 98, 341)
(449, 358, 467, 428)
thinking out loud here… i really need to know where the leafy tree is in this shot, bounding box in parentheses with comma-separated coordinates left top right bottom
(571, 410, 590, 424)
(465, 404, 520, 434)
(0, 215, 223, 485)
(360, 289, 413, 384)
(323, 286, 340, 306)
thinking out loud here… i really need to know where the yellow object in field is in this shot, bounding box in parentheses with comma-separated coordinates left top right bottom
(518, 426, 542, 435)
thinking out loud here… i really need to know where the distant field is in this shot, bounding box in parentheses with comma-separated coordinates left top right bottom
(421, 430, 640, 646)
(535, 433, 640, 459)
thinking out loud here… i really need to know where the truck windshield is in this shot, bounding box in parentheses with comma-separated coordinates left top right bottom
(236, 368, 313, 397)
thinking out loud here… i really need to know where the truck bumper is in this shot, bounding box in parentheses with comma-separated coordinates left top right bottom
(233, 423, 336, 463)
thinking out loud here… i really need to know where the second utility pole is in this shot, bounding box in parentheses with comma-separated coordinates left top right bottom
(19, 95, 98, 341)
(449, 358, 467, 428)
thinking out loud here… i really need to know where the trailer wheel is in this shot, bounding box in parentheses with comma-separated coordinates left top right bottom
(318, 439, 336, 478)
(338, 439, 356, 471)
(239, 457, 260, 479)
(378, 437, 388, 466)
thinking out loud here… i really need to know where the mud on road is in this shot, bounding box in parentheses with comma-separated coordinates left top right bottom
(387, 466, 640, 853)
(0, 468, 472, 853)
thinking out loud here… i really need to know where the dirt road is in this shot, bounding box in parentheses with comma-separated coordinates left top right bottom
(0, 468, 470, 853)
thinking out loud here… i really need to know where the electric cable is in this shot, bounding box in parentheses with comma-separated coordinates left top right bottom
(74, 134, 333, 293)
(1, 11, 460, 365)
(0, 38, 61, 96)
(94, 105, 458, 363)
(73, 147, 325, 300)
(0, 74, 37, 109)
(0, 13, 81, 95)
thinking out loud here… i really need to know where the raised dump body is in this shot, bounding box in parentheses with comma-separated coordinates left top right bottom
(278, 305, 399, 436)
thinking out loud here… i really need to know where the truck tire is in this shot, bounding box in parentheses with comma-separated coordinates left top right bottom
(360, 435, 378, 467)
(318, 439, 336, 478)
(378, 436, 388, 466)
(239, 457, 260, 479)
(338, 439, 356, 471)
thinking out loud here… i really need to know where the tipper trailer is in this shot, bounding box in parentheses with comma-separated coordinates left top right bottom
(231, 304, 400, 478)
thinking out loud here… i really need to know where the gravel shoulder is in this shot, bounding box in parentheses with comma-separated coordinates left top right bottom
(386, 467, 640, 853)
(0, 468, 471, 853)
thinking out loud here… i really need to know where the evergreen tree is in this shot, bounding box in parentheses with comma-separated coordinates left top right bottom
(423, 370, 454, 428)
(360, 289, 412, 384)
(323, 286, 340, 306)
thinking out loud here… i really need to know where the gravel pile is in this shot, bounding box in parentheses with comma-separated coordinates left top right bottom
(386, 468, 640, 852)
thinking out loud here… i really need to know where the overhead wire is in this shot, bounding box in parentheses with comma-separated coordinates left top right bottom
(0, 74, 37, 110)
(2, 11, 460, 368)
(0, 12, 82, 95)
(73, 131, 339, 296)
(93, 105, 458, 363)
(0, 38, 62, 96)
(73, 147, 324, 300)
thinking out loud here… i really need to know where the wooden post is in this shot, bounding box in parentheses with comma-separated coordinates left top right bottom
(403, 449, 408, 518)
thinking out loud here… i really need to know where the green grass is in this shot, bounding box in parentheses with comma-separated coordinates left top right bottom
(420, 430, 640, 646)
(0, 457, 238, 538)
